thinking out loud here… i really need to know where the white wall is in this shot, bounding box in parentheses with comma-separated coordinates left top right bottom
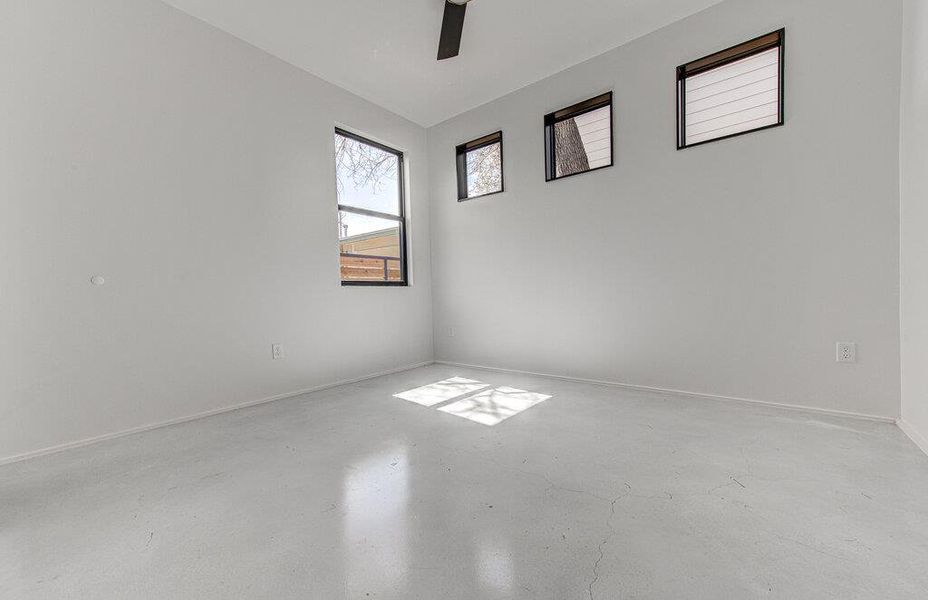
(0, 0, 432, 461)
(901, 0, 928, 452)
(1, 0, 911, 463)
(428, 0, 902, 418)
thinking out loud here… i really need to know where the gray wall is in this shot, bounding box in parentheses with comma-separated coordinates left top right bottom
(901, 0, 928, 451)
(428, 0, 902, 418)
(0, 0, 433, 461)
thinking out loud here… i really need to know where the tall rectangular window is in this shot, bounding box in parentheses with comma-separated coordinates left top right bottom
(677, 29, 784, 149)
(334, 128, 407, 286)
(456, 131, 503, 201)
(544, 92, 613, 182)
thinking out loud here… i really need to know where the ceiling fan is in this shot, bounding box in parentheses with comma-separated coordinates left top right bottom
(437, 0, 474, 60)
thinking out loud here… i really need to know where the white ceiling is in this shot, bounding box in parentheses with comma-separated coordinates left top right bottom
(161, 0, 724, 127)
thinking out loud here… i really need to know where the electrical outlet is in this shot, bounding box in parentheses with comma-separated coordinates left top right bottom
(272, 344, 282, 360)
(836, 342, 856, 363)
(449, 327, 455, 338)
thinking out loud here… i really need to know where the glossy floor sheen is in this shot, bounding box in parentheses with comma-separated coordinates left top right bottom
(3, 365, 928, 599)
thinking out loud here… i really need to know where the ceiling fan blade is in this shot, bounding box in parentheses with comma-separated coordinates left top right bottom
(437, 1, 467, 60)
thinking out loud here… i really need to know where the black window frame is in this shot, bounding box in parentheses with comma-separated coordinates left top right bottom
(334, 127, 408, 287)
(456, 130, 504, 202)
(544, 91, 614, 182)
(676, 28, 785, 150)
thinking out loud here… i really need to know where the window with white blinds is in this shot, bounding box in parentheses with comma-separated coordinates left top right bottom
(544, 92, 613, 181)
(677, 29, 784, 149)
(572, 106, 612, 171)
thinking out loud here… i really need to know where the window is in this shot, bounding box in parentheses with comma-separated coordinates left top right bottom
(677, 29, 784, 149)
(334, 128, 407, 286)
(456, 131, 503, 201)
(544, 92, 613, 182)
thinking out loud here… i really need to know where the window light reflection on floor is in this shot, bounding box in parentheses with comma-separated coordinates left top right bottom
(393, 379, 552, 425)
(392, 377, 490, 407)
(437, 386, 552, 426)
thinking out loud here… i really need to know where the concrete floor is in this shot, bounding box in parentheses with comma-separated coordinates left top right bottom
(2, 364, 927, 599)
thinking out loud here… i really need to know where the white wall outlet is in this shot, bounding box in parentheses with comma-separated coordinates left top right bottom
(272, 344, 282, 360)
(836, 342, 857, 363)
(449, 327, 455, 337)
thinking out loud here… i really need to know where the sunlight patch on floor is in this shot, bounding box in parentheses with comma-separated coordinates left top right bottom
(438, 386, 552, 426)
(393, 378, 552, 425)
(393, 377, 490, 407)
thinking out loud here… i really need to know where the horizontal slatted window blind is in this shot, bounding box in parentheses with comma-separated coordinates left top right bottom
(544, 92, 613, 181)
(677, 29, 784, 149)
(573, 106, 612, 170)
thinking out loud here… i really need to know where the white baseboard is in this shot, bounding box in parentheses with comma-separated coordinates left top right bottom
(0, 360, 434, 467)
(898, 419, 928, 457)
(435, 360, 898, 424)
(6, 358, 912, 466)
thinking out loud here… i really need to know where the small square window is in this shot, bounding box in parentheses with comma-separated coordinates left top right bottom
(456, 131, 503, 201)
(677, 29, 784, 149)
(544, 92, 613, 182)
